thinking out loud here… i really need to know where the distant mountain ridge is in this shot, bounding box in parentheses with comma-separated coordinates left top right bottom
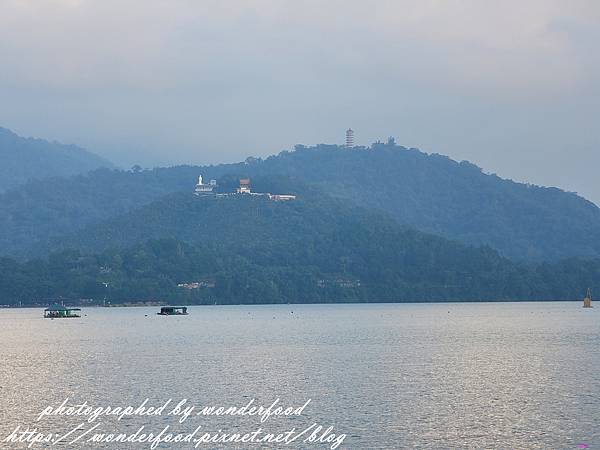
(1, 139, 600, 261)
(0, 126, 114, 192)
(248, 144, 600, 261)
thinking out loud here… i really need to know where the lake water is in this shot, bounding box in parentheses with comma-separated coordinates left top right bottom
(0, 302, 598, 449)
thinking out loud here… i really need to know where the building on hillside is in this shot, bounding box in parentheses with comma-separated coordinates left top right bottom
(237, 178, 252, 194)
(268, 194, 297, 201)
(177, 280, 216, 290)
(194, 175, 217, 195)
(345, 128, 354, 148)
(233, 178, 296, 201)
(317, 278, 361, 289)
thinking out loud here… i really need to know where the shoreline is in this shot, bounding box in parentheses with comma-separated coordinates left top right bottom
(0, 298, 587, 310)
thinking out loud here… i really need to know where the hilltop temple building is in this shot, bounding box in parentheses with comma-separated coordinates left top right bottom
(234, 178, 296, 201)
(346, 128, 354, 148)
(194, 176, 295, 201)
(237, 178, 251, 194)
(194, 175, 217, 195)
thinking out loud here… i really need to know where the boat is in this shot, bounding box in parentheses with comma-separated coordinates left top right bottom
(157, 306, 188, 316)
(583, 288, 592, 308)
(44, 304, 81, 318)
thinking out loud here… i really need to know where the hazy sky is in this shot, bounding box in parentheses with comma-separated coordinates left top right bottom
(1, 1, 599, 201)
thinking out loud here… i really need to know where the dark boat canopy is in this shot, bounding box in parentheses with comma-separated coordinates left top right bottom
(158, 306, 188, 315)
(45, 303, 81, 312)
(44, 304, 81, 318)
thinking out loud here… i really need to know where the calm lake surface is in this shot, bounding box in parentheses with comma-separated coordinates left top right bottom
(0, 302, 598, 449)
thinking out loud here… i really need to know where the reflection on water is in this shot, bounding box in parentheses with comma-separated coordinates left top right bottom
(0, 302, 598, 449)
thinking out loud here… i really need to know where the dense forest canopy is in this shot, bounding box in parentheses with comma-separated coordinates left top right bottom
(1, 188, 600, 306)
(252, 143, 600, 261)
(2, 141, 600, 261)
(2, 134, 600, 305)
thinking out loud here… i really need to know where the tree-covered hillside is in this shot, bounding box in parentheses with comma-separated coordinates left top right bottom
(251, 143, 600, 261)
(0, 165, 244, 257)
(2, 141, 600, 261)
(2, 190, 599, 305)
(0, 126, 114, 192)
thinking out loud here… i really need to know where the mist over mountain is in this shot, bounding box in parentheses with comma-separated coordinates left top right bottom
(2, 141, 600, 262)
(0, 126, 114, 192)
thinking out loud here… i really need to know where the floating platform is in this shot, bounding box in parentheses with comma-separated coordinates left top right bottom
(157, 306, 188, 316)
(44, 304, 81, 318)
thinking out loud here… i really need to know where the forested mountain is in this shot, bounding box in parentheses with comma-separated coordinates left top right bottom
(2, 158, 600, 304)
(0, 167, 195, 256)
(0, 165, 250, 257)
(250, 143, 600, 261)
(2, 189, 600, 306)
(0, 126, 114, 192)
(32, 183, 462, 257)
(2, 140, 600, 261)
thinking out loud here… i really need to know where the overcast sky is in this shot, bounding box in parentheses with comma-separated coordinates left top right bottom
(1, 1, 599, 202)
